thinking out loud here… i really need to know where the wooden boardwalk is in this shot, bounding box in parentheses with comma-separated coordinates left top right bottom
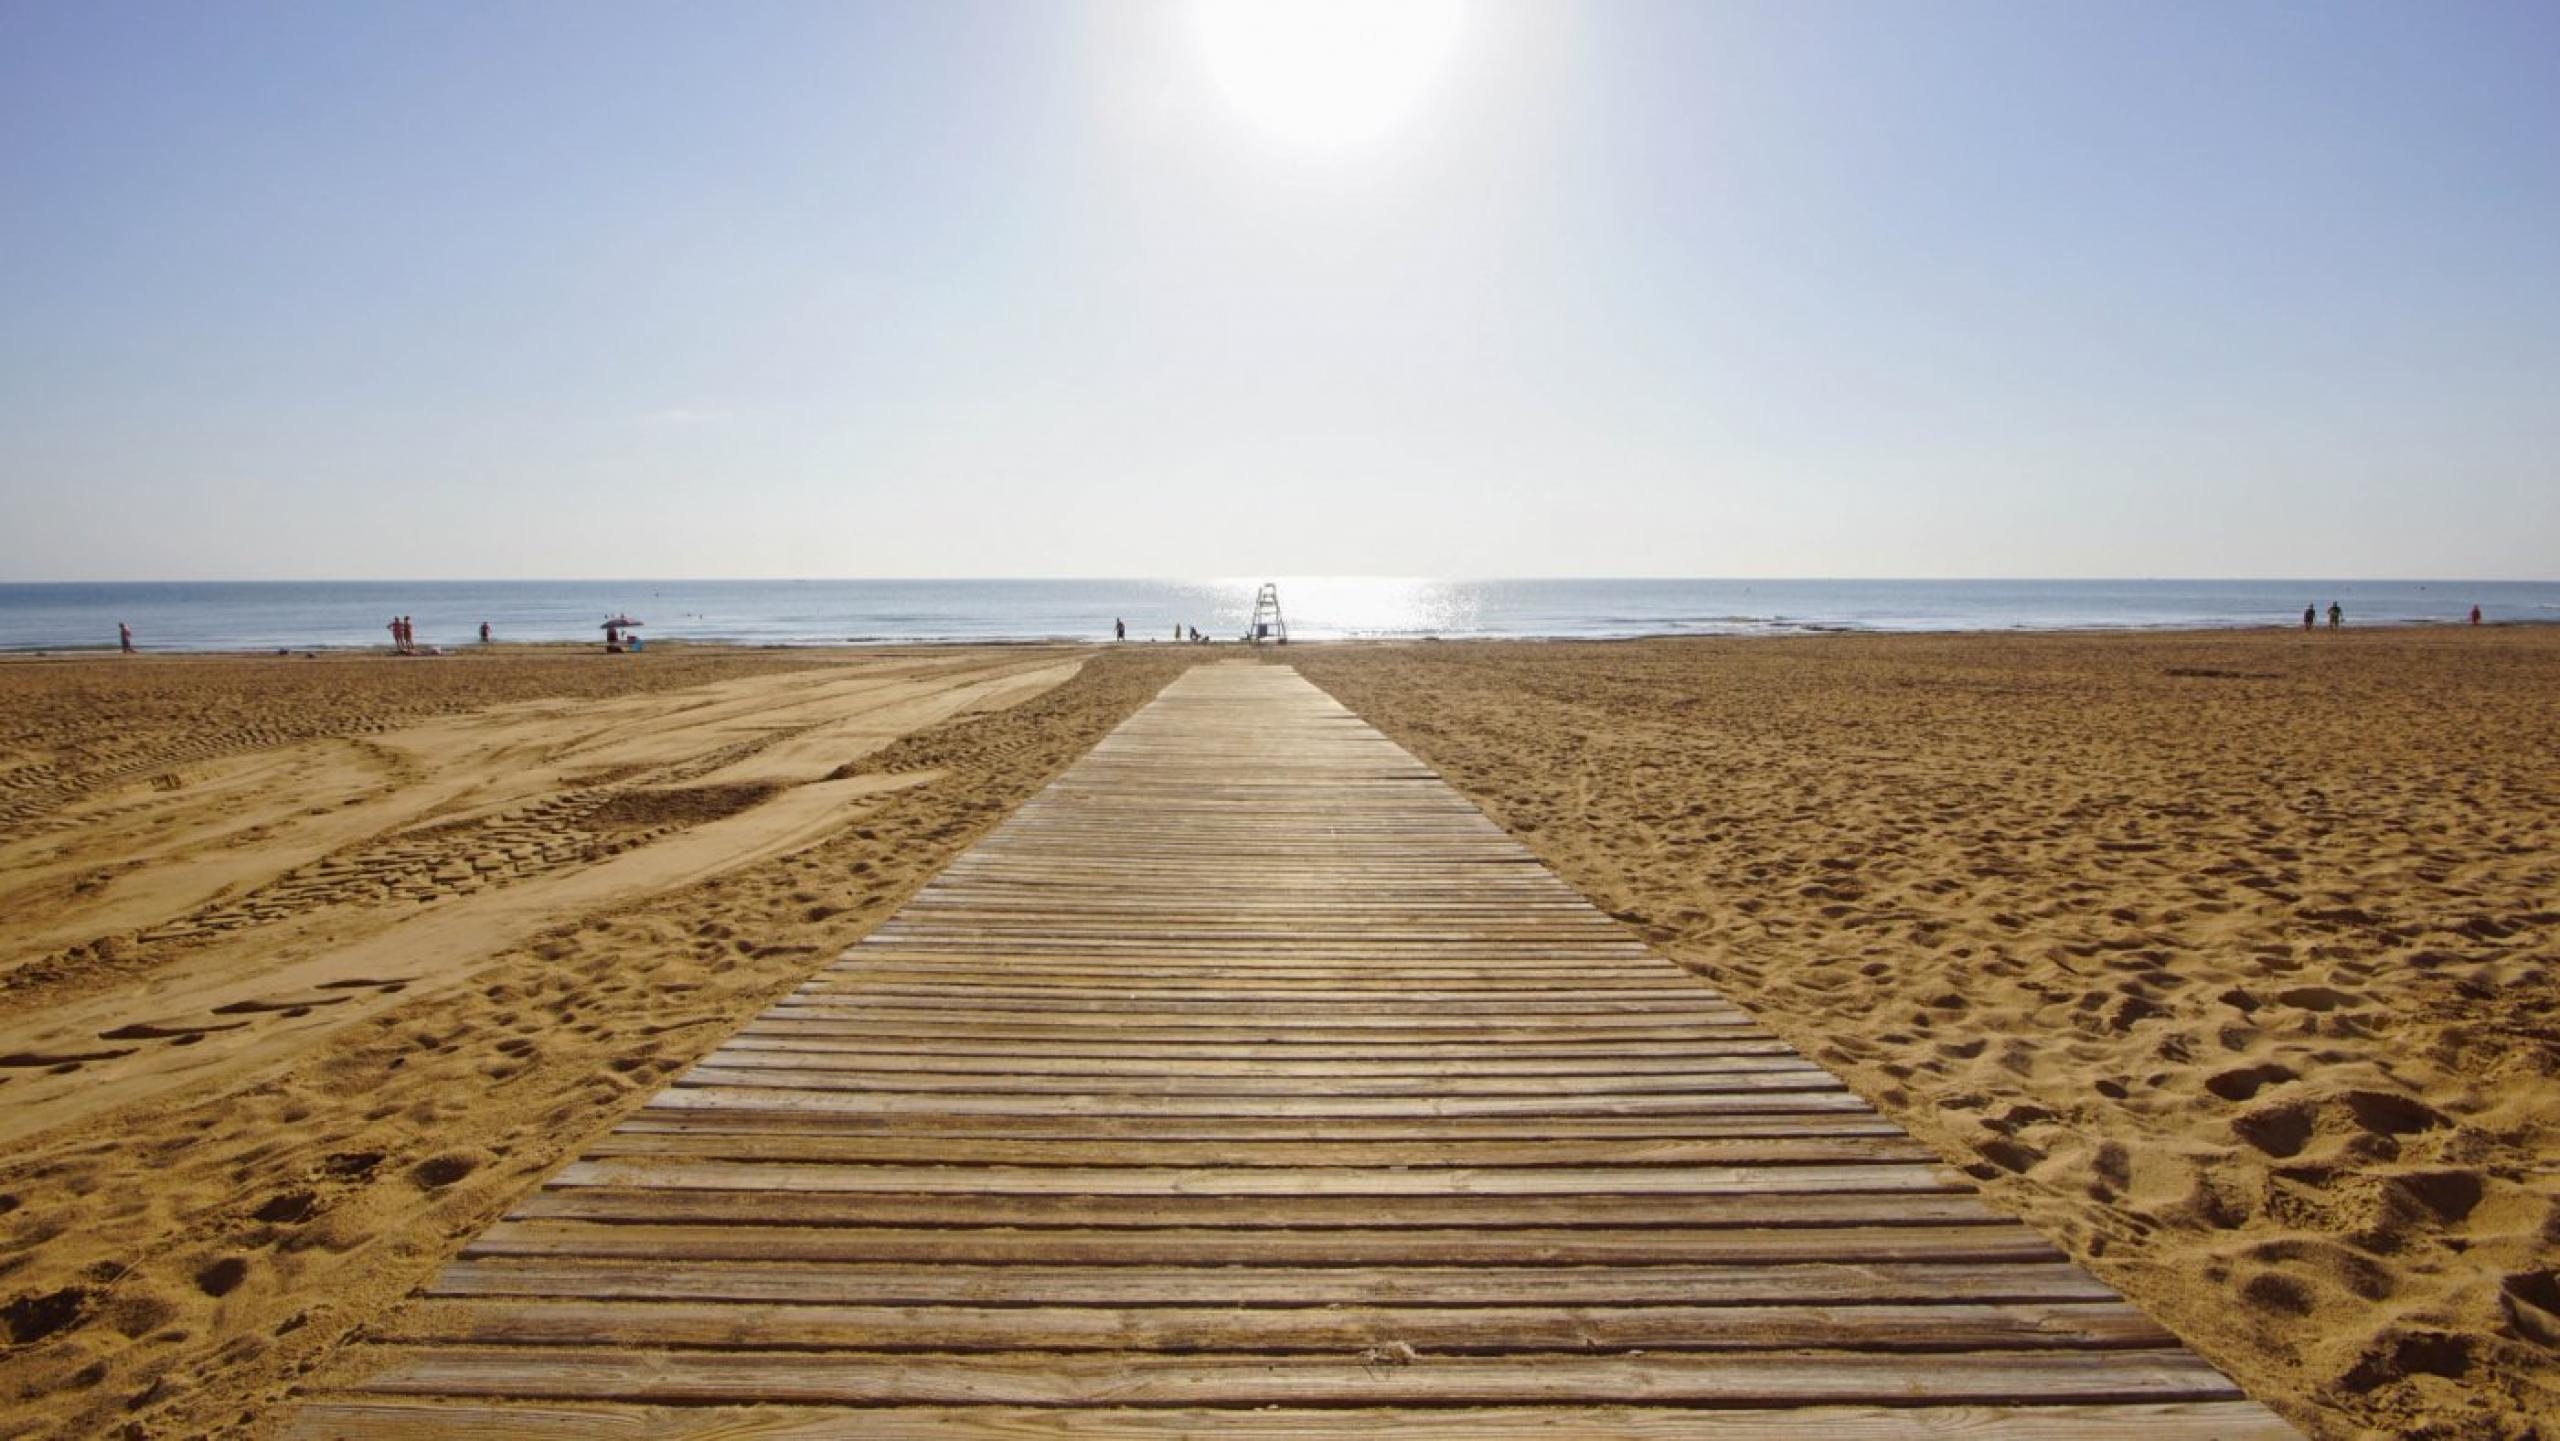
(295, 662, 2291, 1438)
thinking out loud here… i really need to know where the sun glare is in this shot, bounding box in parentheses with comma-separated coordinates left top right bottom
(1195, 0, 1462, 148)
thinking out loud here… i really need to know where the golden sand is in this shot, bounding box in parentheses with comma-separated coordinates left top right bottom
(2, 630, 2552, 1438)
(1293, 628, 2560, 1439)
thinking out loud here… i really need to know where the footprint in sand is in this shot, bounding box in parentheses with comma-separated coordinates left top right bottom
(2204, 1062, 2296, 1102)
(97, 1020, 250, 1042)
(407, 1150, 487, 1190)
(0, 1047, 138, 1069)
(252, 1190, 318, 1225)
(320, 1151, 382, 1181)
(2381, 1169, 2483, 1223)
(209, 993, 354, 1016)
(1, 1285, 91, 1344)
(193, 1256, 249, 1298)
(2501, 1270, 2560, 1348)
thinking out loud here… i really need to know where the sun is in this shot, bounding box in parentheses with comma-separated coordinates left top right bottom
(1195, 0, 1462, 148)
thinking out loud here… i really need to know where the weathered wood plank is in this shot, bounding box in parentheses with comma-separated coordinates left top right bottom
(720, 1030, 1802, 1061)
(675, 1065, 1840, 1097)
(347, 1347, 2250, 1407)
(386, 1299, 2177, 1353)
(606, 1111, 1900, 1141)
(647, 1087, 1866, 1118)
(574, 1134, 1936, 1168)
(542, 1160, 1966, 1196)
(504, 1189, 2009, 1231)
(706, 1040, 1813, 1071)
(428, 1259, 2122, 1307)
(460, 1222, 2057, 1266)
(287, 1400, 2304, 1440)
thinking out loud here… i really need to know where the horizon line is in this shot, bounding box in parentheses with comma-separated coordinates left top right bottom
(4, 574, 2556, 588)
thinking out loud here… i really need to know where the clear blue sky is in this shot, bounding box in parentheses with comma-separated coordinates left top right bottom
(2, 0, 2553, 581)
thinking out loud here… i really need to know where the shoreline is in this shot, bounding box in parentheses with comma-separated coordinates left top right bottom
(8, 579, 2549, 655)
(4, 612, 2552, 658)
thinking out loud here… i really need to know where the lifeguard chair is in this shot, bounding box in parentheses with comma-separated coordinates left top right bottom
(1245, 583, 1287, 645)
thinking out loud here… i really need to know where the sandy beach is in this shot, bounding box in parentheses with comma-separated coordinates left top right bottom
(0, 629, 2552, 1438)
(1295, 627, 2560, 1439)
(0, 643, 1201, 1439)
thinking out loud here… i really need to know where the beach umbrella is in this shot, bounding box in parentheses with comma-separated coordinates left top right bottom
(601, 615, 644, 629)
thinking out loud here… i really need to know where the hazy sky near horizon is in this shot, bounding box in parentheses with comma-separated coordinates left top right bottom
(3, 0, 2554, 582)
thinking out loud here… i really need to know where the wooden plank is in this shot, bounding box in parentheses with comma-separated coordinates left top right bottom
(461, 1222, 2055, 1266)
(288, 1400, 2305, 1440)
(647, 1087, 1866, 1118)
(706, 1040, 1813, 1071)
(386, 1299, 2177, 1353)
(429, 1259, 2122, 1307)
(574, 1134, 1938, 1168)
(731, 1022, 1773, 1045)
(810, 979, 1710, 994)
(347, 1347, 2249, 1407)
(793, 984, 1729, 1005)
(542, 1160, 1965, 1196)
(605, 1111, 1902, 1141)
(702, 1045, 1819, 1072)
(675, 1065, 1840, 1097)
(758, 1006, 1758, 1029)
(505, 1189, 2010, 1231)
(720, 1031, 1803, 1061)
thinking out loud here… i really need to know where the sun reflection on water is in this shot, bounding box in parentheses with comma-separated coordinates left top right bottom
(1201, 577, 1480, 639)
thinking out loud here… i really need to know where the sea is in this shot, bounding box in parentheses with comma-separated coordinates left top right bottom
(1, 578, 2553, 654)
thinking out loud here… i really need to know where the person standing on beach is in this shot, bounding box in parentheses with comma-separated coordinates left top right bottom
(2471, 605, 2483, 626)
(480, 621, 492, 643)
(118, 622, 134, 654)
(1115, 618, 1125, 642)
(2328, 602, 2344, 629)
(2302, 605, 2315, 631)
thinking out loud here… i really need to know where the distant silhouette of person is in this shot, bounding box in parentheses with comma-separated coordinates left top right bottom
(2302, 605, 2315, 631)
(2328, 602, 2343, 630)
(2470, 605, 2483, 626)
(1115, 617, 1125, 642)
(480, 620, 492, 643)
(118, 622, 134, 654)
